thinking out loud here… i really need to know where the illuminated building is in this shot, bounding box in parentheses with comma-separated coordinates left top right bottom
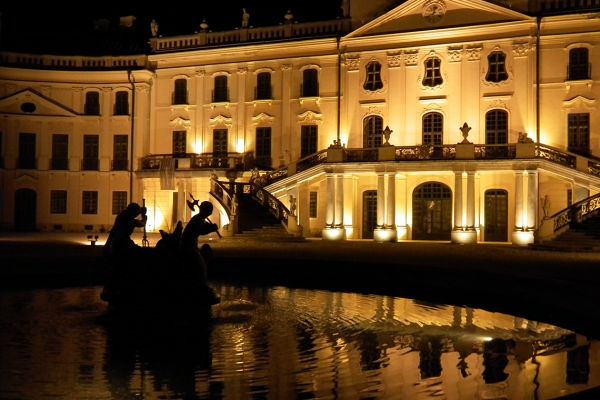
(0, 0, 599, 244)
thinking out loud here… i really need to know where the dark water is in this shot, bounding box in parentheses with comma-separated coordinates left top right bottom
(0, 283, 598, 400)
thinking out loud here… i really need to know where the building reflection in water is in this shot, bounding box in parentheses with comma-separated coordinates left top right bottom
(0, 283, 598, 399)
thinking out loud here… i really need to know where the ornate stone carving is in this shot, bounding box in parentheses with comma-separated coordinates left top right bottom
(209, 114, 233, 127)
(297, 110, 323, 124)
(387, 52, 403, 68)
(345, 55, 360, 71)
(404, 50, 419, 66)
(512, 42, 530, 58)
(170, 117, 192, 129)
(251, 112, 275, 125)
(448, 46, 463, 62)
(465, 46, 482, 61)
(422, 0, 446, 24)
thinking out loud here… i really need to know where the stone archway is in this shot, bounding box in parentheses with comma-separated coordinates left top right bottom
(412, 182, 452, 240)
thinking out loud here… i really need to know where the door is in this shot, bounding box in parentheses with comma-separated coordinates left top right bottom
(14, 188, 37, 231)
(412, 183, 452, 240)
(362, 190, 377, 239)
(484, 189, 508, 242)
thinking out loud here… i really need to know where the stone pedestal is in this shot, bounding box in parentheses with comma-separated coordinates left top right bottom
(373, 227, 396, 242)
(455, 143, 475, 159)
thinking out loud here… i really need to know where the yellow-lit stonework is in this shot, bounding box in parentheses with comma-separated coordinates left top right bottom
(1, 0, 599, 244)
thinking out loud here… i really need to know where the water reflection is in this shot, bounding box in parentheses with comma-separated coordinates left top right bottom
(0, 284, 598, 399)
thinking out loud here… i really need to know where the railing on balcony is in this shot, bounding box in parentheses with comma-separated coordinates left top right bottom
(50, 158, 69, 170)
(111, 159, 129, 171)
(141, 153, 245, 170)
(82, 158, 99, 171)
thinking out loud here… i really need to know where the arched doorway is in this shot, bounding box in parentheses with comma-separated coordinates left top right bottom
(14, 188, 37, 231)
(412, 183, 452, 240)
(362, 190, 377, 239)
(484, 189, 508, 242)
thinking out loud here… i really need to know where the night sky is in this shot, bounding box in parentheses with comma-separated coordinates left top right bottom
(0, 1, 343, 54)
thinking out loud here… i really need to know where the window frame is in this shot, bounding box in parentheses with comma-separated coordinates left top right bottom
(363, 61, 383, 91)
(486, 51, 508, 83)
(422, 112, 443, 145)
(568, 48, 590, 81)
(363, 116, 383, 148)
(423, 57, 443, 87)
(173, 78, 188, 105)
(213, 75, 229, 103)
(255, 72, 272, 100)
(301, 68, 319, 97)
(50, 190, 67, 214)
(114, 91, 129, 115)
(82, 190, 98, 215)
(84, 91, 100, 115)
(51, 134, 69, 170)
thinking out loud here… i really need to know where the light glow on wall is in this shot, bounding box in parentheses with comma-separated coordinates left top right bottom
(236, 138, 245, 153)
(193, 139, 204, 154)
(145, 205, 164, 232)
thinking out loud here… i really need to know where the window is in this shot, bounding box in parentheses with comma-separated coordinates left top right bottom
(422, 113, 443, 145)
(256, 72, 272, 100)
(82, 135, 99, 170)
(114, 91, 129, 115)
(112, 135, 128, 170)
(568, 48, 589, 81)
(309, 191, 318, 218)
(213, 129, 228, 167)
(363, 116, 383, 148)
(213, 75, 229, 102)
(423, 57, 443, 87)
(172, 131, 186, 157)
(568, 113, 590, 155)
(173, 78, 188, 104)
(301, 125, 318, 158)
(485, 110, 508, 144)
(363, 62, 383, 91)
(18, 133, 36, 169)
(84, 91, 100, 115)
(255, 127, 272, 168)
(50, 190, 67, 214)
(82, 191, 98, 214)
(486, 52, 508, 83)
(112, 191, 128, 215)
(302, 68, 319, 97)
(51, 134, 69, 170)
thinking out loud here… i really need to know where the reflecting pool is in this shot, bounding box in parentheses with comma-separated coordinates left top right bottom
(0, 283, 598, 399)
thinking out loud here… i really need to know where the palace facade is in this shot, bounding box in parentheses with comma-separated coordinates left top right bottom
(1, 0, 599, 244)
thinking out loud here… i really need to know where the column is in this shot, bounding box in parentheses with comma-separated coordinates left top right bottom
(335, 174, 344, 226)
(236, 68, 247, 154)
(453, 171, 463, 228)
(325, 173, 335, 226)
(343, 174, 356, 238)
(297, 182, 310, 238)
(512, 170, 533, 245)
(466, 171, 475, 229)
(527, 170, 538, 229)
(195, 69, 206, 154)
(376, 173, 385, 227)
(386, 174, 395, 228)
(395, 174, 408, 239)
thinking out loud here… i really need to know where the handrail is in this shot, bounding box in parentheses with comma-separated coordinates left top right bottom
(550, 192, 600, 232)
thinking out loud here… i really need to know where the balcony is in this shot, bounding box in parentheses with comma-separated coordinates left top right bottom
(82, 158, 99, 171)
(50, 158, 69, 170)
(111, 159, 129, 171)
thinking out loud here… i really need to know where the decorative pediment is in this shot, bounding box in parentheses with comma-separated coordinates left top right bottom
(297, 110, 323, 124)
(209, 114, 233, 127)
(0, 89, 77, 117)
(563, 95, 596, 109)
(345, 0, 532, 39)
(169, 117, 192, 129)
(251, 112, 275, 125)
(14, 173, 38, 187)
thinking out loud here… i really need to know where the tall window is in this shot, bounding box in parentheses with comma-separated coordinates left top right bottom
(84, 91, 100, 115)
(302, 68, 319, 97)
(18, 133, 36, 169)
(301, 125, 318, 158)
(112, 191, 128, 215)
(114, 91, 129, 115)
(213, 129, 228, 167)
(423, 57, 443, 87)
(50, 190, 67, 214)
(255, 127, 272, 168)
(363, 62, 383, 91)
(82, 135, 99, 170)
(568, 113, 590, 155)
(82, 191, 98, 214)
(172, 131, 186, 157)
(51, 134, 69, 170)
(486, 52, 508, 83)
(173, 78, 188, 104)
(256, 72, 272, 100)
(363, 116, 383, 148)
(485, 110, 508, 144)
(213, 75, 229, 102)
(422, 113, 443, 145)
(112, 135, 128, 170)
(568, 48, 589, 81)
(309, 191, 318, 218)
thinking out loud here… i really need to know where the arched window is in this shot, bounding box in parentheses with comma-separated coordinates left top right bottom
(302, 68, 319, 97)
(173, 78, 188, 104)
(363, 116, 383, 148)
(213, 75, 229, 102)
(363, 62, 383, 91)
(485, 110, 508, 144)
(256, 72, 272, 100)
(412, 182, 452, 240)
(422, 112, 443, 145)
(568, 48, 589, 80)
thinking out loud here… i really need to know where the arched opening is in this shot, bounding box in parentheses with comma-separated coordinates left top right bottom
(362, 190, 377, 239)
(412, 182, 452, 240)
